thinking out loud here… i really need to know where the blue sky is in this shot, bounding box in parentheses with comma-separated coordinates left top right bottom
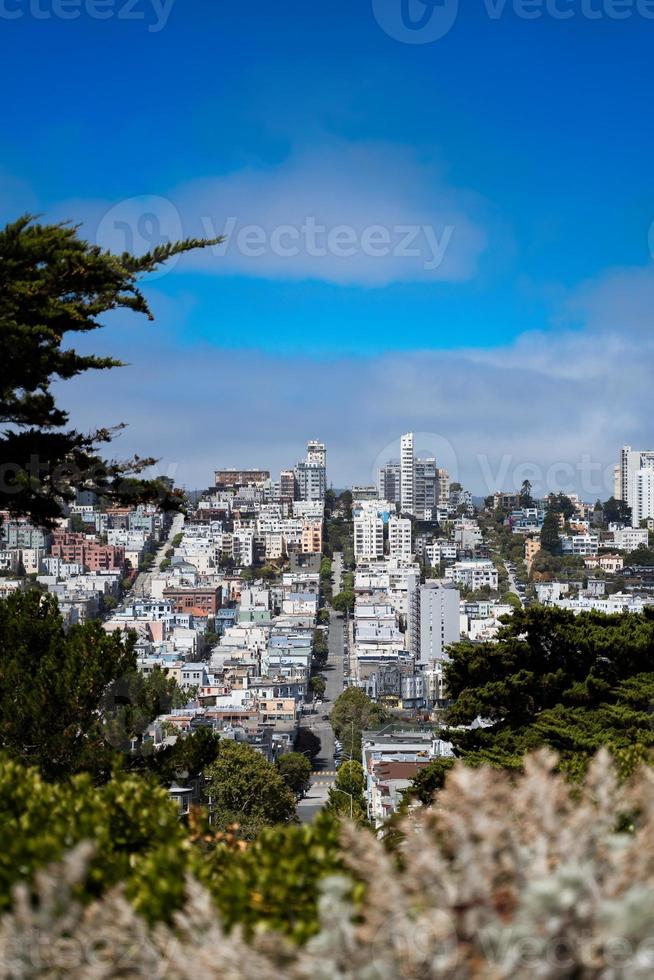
(2, 0, 653, 491)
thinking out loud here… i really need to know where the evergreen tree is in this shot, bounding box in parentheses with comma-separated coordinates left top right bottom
(443, 606, 654, 777)
(540, 508, 562, 555)
(0, 215, 220, 527)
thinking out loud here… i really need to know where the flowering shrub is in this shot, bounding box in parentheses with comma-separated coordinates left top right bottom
(3, 750, 654, 977)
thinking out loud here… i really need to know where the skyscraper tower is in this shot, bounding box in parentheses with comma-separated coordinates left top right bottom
(400, 432, 415, 516)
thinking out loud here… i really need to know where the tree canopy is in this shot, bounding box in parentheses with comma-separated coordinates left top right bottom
(0, 589, 217, 784)
(540, 508, 562, 555)
(0, 215, 220, 526)
(205, 739, 297, 836)
(330, 688, 388, 761)
(443, 605, 654, 777)
(277, 752, 312, 796)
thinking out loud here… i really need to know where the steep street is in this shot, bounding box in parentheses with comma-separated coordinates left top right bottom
(297, 607, 346, 822)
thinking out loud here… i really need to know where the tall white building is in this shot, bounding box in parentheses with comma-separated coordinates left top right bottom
(634, 468, 654, 527)
(618, 446, 654, 525)
(354, 514, 384, 560)
(408, 581, 460, 665)
(388, 516, 412, 559)
(400, 432, 415, 516)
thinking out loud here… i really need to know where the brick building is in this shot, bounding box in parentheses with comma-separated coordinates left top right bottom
(51, 532, 125, 572)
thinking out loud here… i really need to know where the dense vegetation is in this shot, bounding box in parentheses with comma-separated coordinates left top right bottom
(443, 605, 654, 780)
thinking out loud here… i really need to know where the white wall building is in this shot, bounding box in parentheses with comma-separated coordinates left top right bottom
(388, 516, 412, 559)
(354, 514, 384, 560)
(400, 432, 415, 516)
(612, 526, 649, 552)
(445, 560, 498, 591)
(618, 446, 654, 526)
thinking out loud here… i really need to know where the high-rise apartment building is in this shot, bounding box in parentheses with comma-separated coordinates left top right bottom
(306, 440, 326, 467)
(414, 457, 438, 520)
(408, 581, 460, 665)
(294, 440, 327, 502)
(400, 432, 415, 516)
(377, 461, 401, 504)
(279, 469, 296, 503)
(388, 516, 412, 558)
(354, 514, 384, 559)
(617, 446, 654, 526)
(634, 468, 654, 527)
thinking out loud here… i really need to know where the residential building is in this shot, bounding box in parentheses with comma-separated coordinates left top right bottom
(388, 516, 412, 559)
(617, 446, 654, 525)
(294, 440, 327, 502)
(611, 527, 649, 552)
(354, 514, 384, 560)
(445, 559, 498, 591)
(560, 533, 600, 556)
(214, 469, 270, 488)
(634, 467, 654, 527)
(400, 432, 415, 515)
(414, 457, 438, 520)
(279, 469, 296, 502)
(377, 461, 401, 504)
(408, 581, 460, 664)
(301, 520, 323, 554)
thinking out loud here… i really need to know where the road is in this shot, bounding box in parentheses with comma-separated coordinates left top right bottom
(332, 550, 343, 595)
(297, 608, 346, 823)
(504, 561, 524, 607)
(134, 511, 185, 597)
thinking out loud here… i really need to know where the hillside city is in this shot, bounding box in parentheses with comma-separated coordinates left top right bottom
(3, 435, 653, 827)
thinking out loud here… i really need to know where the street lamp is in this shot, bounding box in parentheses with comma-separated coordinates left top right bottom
(332, 787, 354, 821)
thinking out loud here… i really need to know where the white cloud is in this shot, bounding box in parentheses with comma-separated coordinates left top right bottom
(55, 140, 490, 287)
(54, 260, 654, 501)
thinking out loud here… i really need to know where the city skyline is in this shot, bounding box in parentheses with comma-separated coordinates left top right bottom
(1, 4, 652, 492)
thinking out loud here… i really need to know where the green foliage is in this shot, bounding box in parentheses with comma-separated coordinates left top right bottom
(0, 590, 135, 780)
(205, 740, 297, 834)
(277, 752, 312, 795)
(332, 590, 355, 614)
(0, 215, 219, 526)
(603, 496, 632, 526)
(409, 757, 456, 804)
(330, 689, 388, 762)
(519, 479, 534, 509)
(444, 606, 654, 777)
(540, 508, 562, 555)
(547, 492, 576, 521)
(295, 727, 321, 762)
(193, 812, 345, 942)
(0, 756, 187, 923)
(310, 675, 326, 699)
(326, 760, 368, 822)
(626, 546, 654, 566)
(529, 548, 563, 580)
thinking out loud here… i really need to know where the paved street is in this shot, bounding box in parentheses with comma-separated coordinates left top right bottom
(297, 608, 346, 822)
(134, 512, 185, 597)
(504, 561, 524, 607)
(332, 550, 343, 595)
